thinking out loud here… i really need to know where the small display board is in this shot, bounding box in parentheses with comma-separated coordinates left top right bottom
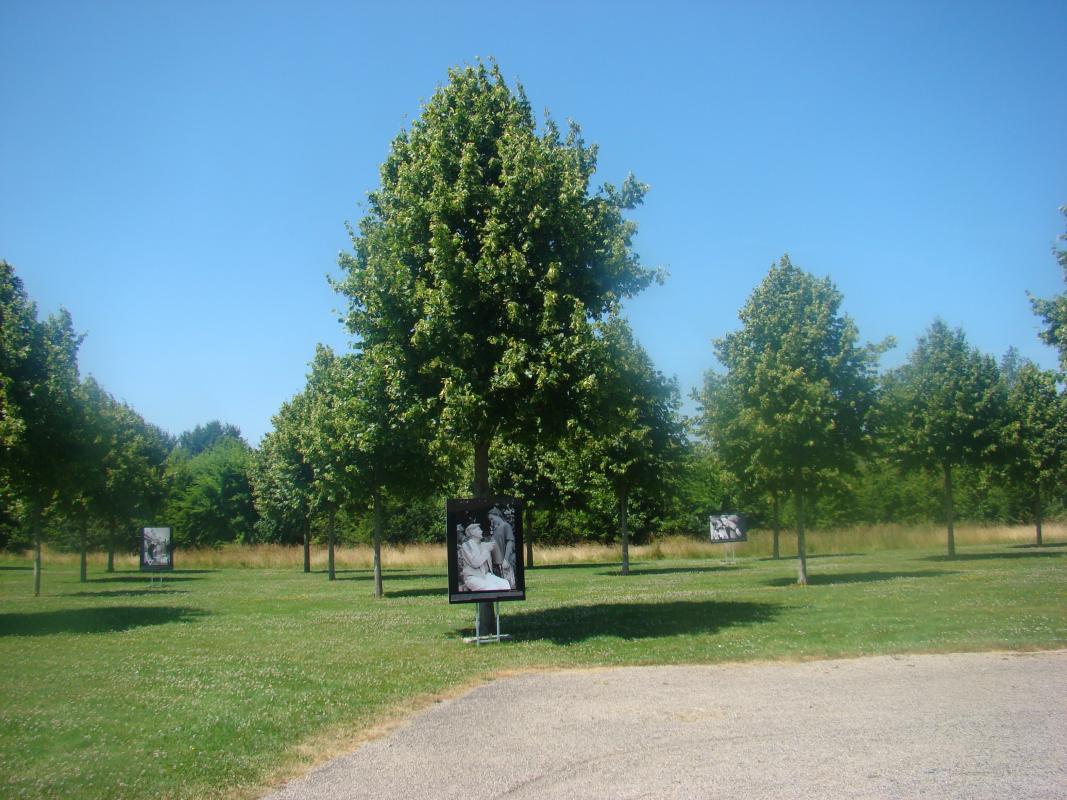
(709, 514, 748, 543)
(140, 527, 174, 571)
(447, 497, 525, 604)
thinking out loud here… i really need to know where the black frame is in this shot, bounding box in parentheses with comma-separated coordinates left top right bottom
(709, 514, 748, 543)
(447, 496, 525, 604)
(140, 527, 175, 572)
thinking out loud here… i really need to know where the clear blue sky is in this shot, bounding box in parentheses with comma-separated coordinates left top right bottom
(3, 1, 1065, 444)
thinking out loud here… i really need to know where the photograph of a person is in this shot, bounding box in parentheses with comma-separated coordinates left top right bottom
(140, 527, 174, 571)
(447, 497, 525, 603)
(709, 514, 748, 543)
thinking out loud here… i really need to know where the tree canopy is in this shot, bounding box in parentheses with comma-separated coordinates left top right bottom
(335, 61, 658, 495)
(1029, 207, 1067, 372)
(709, 255, 885, 583)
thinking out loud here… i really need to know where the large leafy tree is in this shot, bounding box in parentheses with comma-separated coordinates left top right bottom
(335, 61, 657, 496)
(713, 256, 884, 584)
(882, 320, 1005, 557)
(576, 319, 684, 574)
(251, 391, 315, 570)
(1029, 207, 1067, 371)
(329, 345, 440, 597)
(0, 261, 84, 595)
(166, 432, 257, 547)
(1003, 360, 1067, 545)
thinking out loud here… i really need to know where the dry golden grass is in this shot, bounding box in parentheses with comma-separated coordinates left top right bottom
(25, 521, 1061, 570)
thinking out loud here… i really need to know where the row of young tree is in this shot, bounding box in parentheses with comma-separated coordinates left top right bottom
(3, 62, 1066, 594)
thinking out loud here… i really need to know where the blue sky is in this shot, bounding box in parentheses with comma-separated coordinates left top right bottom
(2, 1, 1065, 444)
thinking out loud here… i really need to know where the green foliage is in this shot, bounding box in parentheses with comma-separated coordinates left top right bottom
(175, 420, 244, 457)
(251, 393, 314, 545)
(335, 61, 657, 490)
(166, 436, 257, 546)
(882, 320, 1005, 473)
(1029, 207, 1067, 372)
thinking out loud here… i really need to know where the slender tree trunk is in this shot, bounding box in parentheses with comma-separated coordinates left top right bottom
(943, 463, 956, 558)
(620, 486, 630, 576)
(1034, 489, 1043, 547)
(327, 507, 336, 581)
(107, 523, 116, 573)
(33, 526, 42, 597)
(796, 487, 808, 586)
(472, 437, 491, 498)
(302, 521, 311, 573)
(80, 531, 88, 583)
(372, 487, 384, 599)
(771, 491, 781, 560)
(524, 504, 533, 568)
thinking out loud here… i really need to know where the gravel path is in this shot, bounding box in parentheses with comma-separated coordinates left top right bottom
(262, 650, 1067, 800)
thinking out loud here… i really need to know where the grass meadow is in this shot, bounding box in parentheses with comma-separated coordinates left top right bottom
(1, 523, 1064, 799)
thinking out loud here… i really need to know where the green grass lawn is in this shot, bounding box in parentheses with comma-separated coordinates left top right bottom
(2, 543, 1065, 799)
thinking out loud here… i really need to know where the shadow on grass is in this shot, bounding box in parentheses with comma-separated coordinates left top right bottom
(764, 570, 955, 587)
(0, 605, 207, 636)
(386, 587, 446, 599)
(528, 562, 613, 571)
(87, 575, 202, 583)
(758, 553, 865, 562)
(336, 572, 441, 582)
(1009, 542, 1066, 549)
(64, 589, 188, 598)
(924, 551, 1066, 562)
(0, 565, 32, 571)
(597, 564, 743, 577)
(501, 600, 779, 645)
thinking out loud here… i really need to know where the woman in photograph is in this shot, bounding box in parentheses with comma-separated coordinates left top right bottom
(459, 523, 510, 592)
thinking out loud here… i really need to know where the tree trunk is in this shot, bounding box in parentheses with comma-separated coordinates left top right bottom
(771, 491, 781, 560)
(327, 507, 336, 581)
(372, 487, 384, 599)
(524, 504, 533, 568)
(80, 531, 88, 583)
(620, 486, 630, 576)
(943, 463, 956, 558)
(33, 525, 42, 597)
(795, 487, 808, 586)
(302, 521, 311, 573)
(472, 436, 491, 498)
(107, 523, 116, 573)
(1034, 489, 1043, 547)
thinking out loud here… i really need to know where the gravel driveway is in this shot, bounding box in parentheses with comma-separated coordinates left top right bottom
(262, 650, 1067, 800)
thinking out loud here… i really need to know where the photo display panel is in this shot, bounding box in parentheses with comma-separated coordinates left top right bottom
(447, 497, 525, 604)
(709, 514, 748, 543)
(140, 527, 174, 571)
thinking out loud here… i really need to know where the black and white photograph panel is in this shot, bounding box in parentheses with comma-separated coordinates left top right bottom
(447, 497, 525, 603)
(709, 514, 748, 543)
(140, 527, 174, 571)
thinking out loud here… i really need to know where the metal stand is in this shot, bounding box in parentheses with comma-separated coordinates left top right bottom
(148, 574, 164, 587)
(463, 602, 512, 645)
(721, 543, 737, 565)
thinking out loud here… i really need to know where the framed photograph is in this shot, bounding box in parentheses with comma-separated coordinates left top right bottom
(709, 514, 748, 543)
(140, 527, 174, 571)
(447, 497, 525, 604)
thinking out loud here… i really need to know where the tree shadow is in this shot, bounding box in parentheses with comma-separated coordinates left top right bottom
(386, 587, 446, 599)
(336, 572, 441, 582)
(0, 565, 32, 571)
(529, 563, 613, 571)
(64, 589, 188, 598)
(497, 600, 779, 645)
(764, 570, 955, 587)
(757, 553, 864, 562)
(1009, 542, 1066, 549)
(924, 551, 1065, 562)
(87, 575, 201, 583)
(598, 564, 743, 577)
(0, 606, 208, 636)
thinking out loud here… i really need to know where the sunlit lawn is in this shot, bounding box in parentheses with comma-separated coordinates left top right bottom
(1, 540, 1065, 799)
